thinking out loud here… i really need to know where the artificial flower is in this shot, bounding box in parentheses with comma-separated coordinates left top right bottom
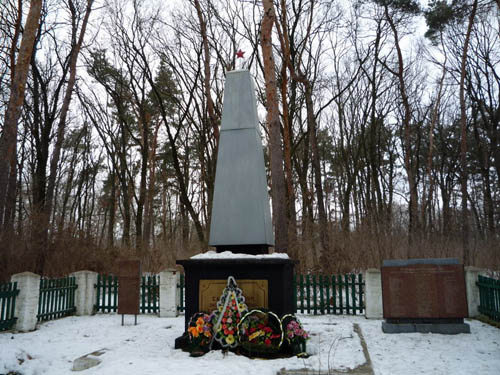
(188, 326, 199, 338)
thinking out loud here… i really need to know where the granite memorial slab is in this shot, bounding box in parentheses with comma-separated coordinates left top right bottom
(381, 258, 470, 334)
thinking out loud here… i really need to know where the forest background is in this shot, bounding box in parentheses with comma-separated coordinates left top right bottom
(0, 0, 499, 280)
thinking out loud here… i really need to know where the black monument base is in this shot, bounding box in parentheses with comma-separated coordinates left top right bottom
(174, 332, 189, 350)
(382, 318, 470, 334)
(176, 257, 296, 331)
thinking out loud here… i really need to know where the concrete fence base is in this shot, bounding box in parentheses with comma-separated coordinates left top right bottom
(159, 269, 178, 318)
(11, 272, 40, 332)
(364, 269, 383, 319)
(465, 266, 484, 318)
(71, 271, 98, 316)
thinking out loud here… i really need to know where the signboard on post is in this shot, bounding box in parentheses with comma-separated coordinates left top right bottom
(117, 259, 141, 325)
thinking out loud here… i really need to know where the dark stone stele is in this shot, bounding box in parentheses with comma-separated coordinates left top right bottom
(116, 259, 141, 315)
(174, 255, 296, 349)
(175, 71, 294, 350)
(381, 258, 470, 334)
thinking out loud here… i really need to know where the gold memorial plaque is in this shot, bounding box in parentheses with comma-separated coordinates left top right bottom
(199, 279, 268, 312)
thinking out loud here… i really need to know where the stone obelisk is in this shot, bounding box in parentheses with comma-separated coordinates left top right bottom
(208, 69, 274, 254)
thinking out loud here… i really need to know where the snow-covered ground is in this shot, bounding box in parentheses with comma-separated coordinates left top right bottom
(1, 314, 499, 375)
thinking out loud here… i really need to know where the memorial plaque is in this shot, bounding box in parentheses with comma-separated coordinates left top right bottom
(199, 279, 268, 312)
(117, 259, 141, 315)
(381, 261, 468, 320)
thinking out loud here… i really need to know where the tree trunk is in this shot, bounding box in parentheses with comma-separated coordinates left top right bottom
(45, 0, 94, 224)
(143, 121, 161, 249)
(261, 0, 288, 252)
(384, 5, 418, 247)
(280, 64, 298, 258)
(0, 0, 43, 229)
(34, 0, 94, 271)
(422, 50, 446, 232)
(304, 82, 329, 255)
(193, 0, 219, 143)
(119, 128, 131, 247)
(459, 0, 478, 264)
(108, 171, 116, 248)
(277, 0, 298, 258)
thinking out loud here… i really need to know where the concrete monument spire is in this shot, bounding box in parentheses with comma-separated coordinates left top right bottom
(208, 69, 274, 254)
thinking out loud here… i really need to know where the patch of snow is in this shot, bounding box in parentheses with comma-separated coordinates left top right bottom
(0, 314, 499, 375)
(190, 251, 290, 260)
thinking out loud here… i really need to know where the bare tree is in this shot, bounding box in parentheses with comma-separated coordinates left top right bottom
(0, 0, 42, 230)
(261, 0, 288, 252)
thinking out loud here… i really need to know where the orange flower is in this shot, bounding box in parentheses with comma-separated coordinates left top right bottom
(197, 325, 204, 333)
(188, 326, 199, 338)
(196, 317, 204, 325)
(204, 330, 211, 338)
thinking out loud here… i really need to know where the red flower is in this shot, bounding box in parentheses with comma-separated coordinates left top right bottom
(271, 334, 281, 339)
(264, 338, 271, 346)
(249, 327, 256, 333)
(222, 324, 227, 329)
(224, 329, 229, 335)
(258, 324, 265, 329)
(263, 327, 272, 333)
(222, 318, 227, 323)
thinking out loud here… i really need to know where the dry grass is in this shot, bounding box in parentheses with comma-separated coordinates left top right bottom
(1, 225, 498, 282)
(293, 227, 500, 274)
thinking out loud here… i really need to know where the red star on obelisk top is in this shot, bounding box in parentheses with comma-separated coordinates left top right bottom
(235, 49, 245, 58)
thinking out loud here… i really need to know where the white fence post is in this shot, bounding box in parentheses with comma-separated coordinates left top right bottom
(465, 266, 484, 318)
(159, 269, 178, 317)
(364, 268, 383, 319)
(71, 270, 98, 316)
(11, 272, 40, 332)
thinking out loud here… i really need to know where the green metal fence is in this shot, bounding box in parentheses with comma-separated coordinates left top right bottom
(95, 274, 118, 312)
(37, 276, 77, 322)
(0, 282, 19, 331)
(477, 275, 500, 322)
(140, 275, 159, 314)
(293, 274, 364, 315)
(94, 274, 160, 313)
